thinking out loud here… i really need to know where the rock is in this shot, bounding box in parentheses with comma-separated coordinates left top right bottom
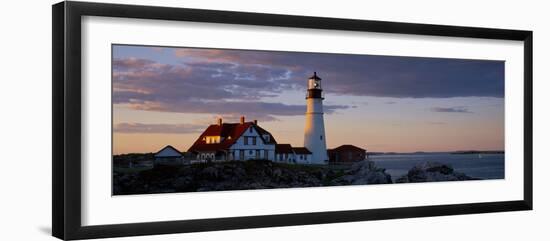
(272, 168, 283, 179)
(173, 176, 193, 189)
(113, 160, 396, 195)
(426, 164, 454, 175)
(202, 166, 219, 179)
(332, 161, 393, 185)
(352, 171, 393, 185)
(396, 162, 478, 183)
(196, 187, 211, 192)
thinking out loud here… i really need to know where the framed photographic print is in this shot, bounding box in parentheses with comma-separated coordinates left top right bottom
(52, 1, 533, 240)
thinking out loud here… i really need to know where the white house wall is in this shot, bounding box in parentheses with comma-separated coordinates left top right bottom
(275, 153, 296, 163)
(229, 125, 275, 161)
(274, 152, 312, 164)
(295, 154, 312, 164)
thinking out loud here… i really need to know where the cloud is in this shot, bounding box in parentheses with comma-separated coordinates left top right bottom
(168, 48, 504, 98)
(113, 57, 156, 70)
(125, 99, 348, 121)
(112, 46, 503, 121)
(430, 106, 472, 113)
(114, 123, 204, 134)
(112, 57, 301, 102)
(426, 121, 447, 125)
(112, 54, 348, 121)
(173, 48, 301, 67)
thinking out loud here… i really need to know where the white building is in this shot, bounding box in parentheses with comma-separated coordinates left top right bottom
(274, 145, 314, 164)
(275, 144, 295, 163)
(304, 72, 329, 164)
(154, 145, 184, 166)
(293, 147, 313, 164)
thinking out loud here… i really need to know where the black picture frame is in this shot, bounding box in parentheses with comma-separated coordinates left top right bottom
(52, 1, 533, 240)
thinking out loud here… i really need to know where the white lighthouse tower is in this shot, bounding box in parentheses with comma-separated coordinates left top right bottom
(304, 72, 329, 164)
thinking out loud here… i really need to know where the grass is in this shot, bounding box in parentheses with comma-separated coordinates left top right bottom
(113, 166, 153, 174)
(326, 163, 354, 170)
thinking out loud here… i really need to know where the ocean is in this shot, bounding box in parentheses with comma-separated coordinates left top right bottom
(369, 153, 505, 181)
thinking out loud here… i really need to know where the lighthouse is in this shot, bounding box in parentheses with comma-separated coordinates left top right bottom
(304, 72, 329, 164)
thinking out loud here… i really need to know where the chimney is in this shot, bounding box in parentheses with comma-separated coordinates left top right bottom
(253, 119, 258, 125)
(217, 118, 223, 126)
(240, 116, 245, 124)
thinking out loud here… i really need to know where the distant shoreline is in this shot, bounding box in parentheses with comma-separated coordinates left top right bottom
(368, 150, 504, 156)
(449, 150, 504, 155)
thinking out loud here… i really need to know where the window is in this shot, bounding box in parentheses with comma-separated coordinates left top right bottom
(249, 127, 253, 133)
(300, 155, 304, 160)
(264, 150, 268, 159)
(249, 150, 253, 155)
(205, 136, 220, 144)
(244, 137, 248, 145)
(320, 135, 323, 140)
(252, 137, 256, 145)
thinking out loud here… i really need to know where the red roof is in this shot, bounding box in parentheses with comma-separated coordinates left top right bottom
(254, 125, 277, 144)
(292, 147, 312, 154)
(188, 122, 276, 153)
(275, 144, 293, 154)
(328, 145, 366, 153)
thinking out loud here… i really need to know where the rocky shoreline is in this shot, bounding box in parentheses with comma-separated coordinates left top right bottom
(395, 162, 480, 183)
(113, 160, 477, 195)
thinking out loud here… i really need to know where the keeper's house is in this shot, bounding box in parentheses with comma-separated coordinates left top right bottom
(187, 116, 312, 163)
(188, 117, 277, 162)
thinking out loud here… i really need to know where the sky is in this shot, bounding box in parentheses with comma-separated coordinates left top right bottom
(112, 44, 505, 154)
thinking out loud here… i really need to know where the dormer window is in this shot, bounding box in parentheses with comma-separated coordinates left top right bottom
(205, 136, 221, 144)
(263, 134, 270, 142)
